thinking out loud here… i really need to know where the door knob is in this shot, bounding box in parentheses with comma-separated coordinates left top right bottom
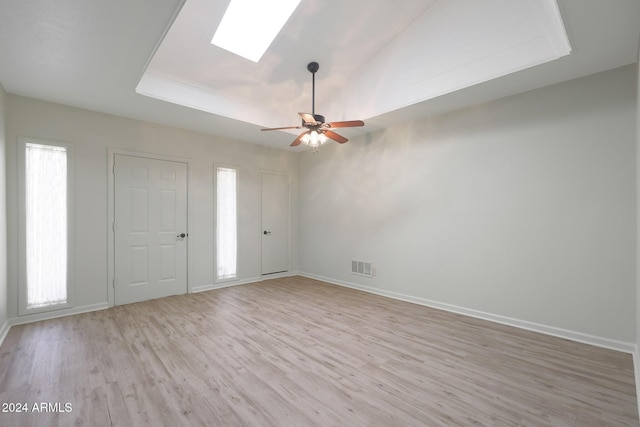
(177, 233, 187, 238)
(263, 230, 271, 235)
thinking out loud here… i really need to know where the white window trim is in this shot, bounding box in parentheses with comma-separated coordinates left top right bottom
(214, 163, 239, 283)
(17, 137, 74, 315)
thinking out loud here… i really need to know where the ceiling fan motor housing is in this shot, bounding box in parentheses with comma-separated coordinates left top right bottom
(301, 114, 325, 126)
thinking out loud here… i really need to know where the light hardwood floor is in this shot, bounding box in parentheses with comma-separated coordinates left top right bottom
(0, 276, 637, 426)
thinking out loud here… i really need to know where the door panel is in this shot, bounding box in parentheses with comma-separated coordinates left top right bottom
(114, 155, 188, 305)
(261, 172, 289, 275)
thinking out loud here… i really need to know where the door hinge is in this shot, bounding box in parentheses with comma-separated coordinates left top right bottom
(113, 278, 116, 288)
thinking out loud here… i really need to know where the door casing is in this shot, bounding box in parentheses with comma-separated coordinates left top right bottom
(107, 149, 190, 307)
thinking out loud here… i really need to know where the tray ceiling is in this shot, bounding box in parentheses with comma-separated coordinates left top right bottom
(137, 0, 570, 137)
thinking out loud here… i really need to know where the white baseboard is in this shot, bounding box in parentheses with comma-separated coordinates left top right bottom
(0, 302, 110, 348)
(191, 276, 262, 293)
(260, 271, 295, 280)
(8, 302, 110, 327)
(0, 319, 10, 348)
(299, 272, 636, 354)
(1, 274, 634, 357)
(191, 272, 298, 294)
(633, 346, 640, 421)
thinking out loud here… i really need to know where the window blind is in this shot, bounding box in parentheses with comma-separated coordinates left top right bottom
(216, 167, 237, 280)
(25, 143, 68, 308)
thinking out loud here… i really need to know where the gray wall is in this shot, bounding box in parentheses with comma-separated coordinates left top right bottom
(5, 96, 299, 318)
(299, 65, 637, 345)
(2, 65, 637, 349)
(0, 83, 7, 329)
(636, 44, 640, 374)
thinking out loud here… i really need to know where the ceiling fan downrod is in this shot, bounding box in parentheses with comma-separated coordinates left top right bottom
(308, 61, 318, 115)
(307, 61, 322, 122)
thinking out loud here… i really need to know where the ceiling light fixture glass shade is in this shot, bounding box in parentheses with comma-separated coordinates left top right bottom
(301, 131, 327, 153)
(211, 0, 301, 62)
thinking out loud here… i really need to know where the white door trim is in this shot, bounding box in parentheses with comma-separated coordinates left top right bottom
(107, 148, 191, 307)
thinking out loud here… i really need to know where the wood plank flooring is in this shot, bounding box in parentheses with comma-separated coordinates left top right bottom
(0, 276, 637, 426)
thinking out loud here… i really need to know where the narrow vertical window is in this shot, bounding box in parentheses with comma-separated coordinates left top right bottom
(25, 142, 68, 309)
(216, 166, 237, 280)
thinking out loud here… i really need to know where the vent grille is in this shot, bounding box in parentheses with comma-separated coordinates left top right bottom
(351, 260, 373, 278)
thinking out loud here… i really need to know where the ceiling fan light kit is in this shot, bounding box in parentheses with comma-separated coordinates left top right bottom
(261, 62, 364, 153)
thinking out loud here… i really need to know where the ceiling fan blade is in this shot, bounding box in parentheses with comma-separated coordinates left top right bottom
(326, 120, 365, 128)
(299, 112, 317, 126)
(261, 125, 302, 131)
(290, 132, 306, 147)
(323, 130, 348, 144)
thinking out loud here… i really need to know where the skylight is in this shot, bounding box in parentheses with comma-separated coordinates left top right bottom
(211, 0, 301, 63)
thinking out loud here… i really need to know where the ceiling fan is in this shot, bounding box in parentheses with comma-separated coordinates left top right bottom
(261, 61, 364, 151)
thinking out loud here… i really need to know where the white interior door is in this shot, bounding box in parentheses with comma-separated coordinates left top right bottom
(261, 172, 289, 275)
(114, 154, 188, 305)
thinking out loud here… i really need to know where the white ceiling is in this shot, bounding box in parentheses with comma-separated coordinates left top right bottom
(0, 0, 638, 150)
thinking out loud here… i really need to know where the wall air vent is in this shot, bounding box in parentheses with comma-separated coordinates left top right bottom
(351, 260, 373, 278)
